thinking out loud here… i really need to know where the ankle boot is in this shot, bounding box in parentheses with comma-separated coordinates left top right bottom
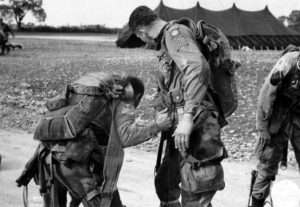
(251, 196, 265, 207)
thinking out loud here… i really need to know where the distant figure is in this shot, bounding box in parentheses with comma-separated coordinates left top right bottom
(0, 18, 15, 54)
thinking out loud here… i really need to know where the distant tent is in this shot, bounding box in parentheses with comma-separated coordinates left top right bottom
(116, 1, 300, 49)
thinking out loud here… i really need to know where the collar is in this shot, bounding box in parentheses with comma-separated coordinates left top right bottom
(154, 23, 169, 50)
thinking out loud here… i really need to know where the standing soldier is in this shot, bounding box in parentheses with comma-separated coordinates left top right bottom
(128, 6, 229, 207)
(252, 45, 300, 207)
(16, 72, 172, 207)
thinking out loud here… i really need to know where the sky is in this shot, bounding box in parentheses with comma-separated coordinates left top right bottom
(12, 0, 300, 28)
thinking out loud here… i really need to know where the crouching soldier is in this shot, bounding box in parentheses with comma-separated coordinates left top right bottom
(16, 72, 172, 207)
(252, 45, 300, 207)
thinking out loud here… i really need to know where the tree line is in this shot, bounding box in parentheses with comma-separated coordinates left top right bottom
(278, 10, 300, 33)
(0, 0, 119, 33)
(1, 0, 299, 34)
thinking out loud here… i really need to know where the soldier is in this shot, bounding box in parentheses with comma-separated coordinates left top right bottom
(16, 72, 172, 207)
(0, 18, 15, 54)
(128, 6, 228, 207)
(252, 45, 300, 207)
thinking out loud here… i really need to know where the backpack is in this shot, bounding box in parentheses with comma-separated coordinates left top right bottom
(175, 18, 240, 118)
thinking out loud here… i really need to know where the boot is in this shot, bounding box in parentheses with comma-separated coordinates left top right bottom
(251, 196, 265, 207)
(280, 160, 287, 170)
(160, 200, 181, 207)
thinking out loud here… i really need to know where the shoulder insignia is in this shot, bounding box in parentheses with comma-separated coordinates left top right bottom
(171, 29, 179, 37)
(167, 23, 179, 38)
(176, 36, 188, 51)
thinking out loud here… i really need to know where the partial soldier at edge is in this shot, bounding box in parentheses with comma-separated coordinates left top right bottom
(251, 45, 300, 207)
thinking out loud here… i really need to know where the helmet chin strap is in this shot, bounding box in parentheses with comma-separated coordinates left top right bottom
(122, 82, 134, 102)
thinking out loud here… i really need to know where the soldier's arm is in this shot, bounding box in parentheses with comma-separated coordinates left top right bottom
(115, 100, 160, 147)
(34, 95, 108, 140)
(165, 24, 210, 115)
(256, 51, 299, 138)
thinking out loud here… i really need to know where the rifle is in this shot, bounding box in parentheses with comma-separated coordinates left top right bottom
(248, 170, 258, 207)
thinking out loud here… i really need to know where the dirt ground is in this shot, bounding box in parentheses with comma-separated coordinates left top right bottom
(0, 129, 299, 207)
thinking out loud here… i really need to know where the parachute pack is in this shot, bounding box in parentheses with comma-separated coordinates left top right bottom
(174, 18, 240, 117)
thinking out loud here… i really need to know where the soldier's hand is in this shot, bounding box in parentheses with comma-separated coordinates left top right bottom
(254, 132, 271, 156)
(155, 108, 173, 130)
(107, 84, 124, 99)
(173, 113, 193, 156)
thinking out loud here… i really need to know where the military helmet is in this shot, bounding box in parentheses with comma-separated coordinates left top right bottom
(123, 76, 145, 107)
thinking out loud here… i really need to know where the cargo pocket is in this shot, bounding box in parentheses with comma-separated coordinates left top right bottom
(181, 163, 224, 193)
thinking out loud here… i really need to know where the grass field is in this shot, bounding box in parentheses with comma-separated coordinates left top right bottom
(0, 37, 291, 162)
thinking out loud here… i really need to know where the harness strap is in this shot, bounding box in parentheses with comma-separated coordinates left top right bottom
(154, 131, 168, 174)
(23, 186, 29, 207)
(49, 152, 58, 207)
(68, 84, 104, 96)
(86, 100, 124, 206)
(38, 147, 49, 194)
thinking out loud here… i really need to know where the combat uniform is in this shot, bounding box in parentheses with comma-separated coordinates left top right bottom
(154, 20, 227, 207)
(17, 72, 161, 207)
(253, 48, 300, 206)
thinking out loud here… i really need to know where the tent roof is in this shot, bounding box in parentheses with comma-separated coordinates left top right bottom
(154, 0, 300, 36)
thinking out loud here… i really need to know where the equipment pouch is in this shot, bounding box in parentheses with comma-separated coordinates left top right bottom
(170, 88, 184, 106)
(181, 161, 224, 193)
(45, 85, 70, 111)
(45, 96, 68, 111)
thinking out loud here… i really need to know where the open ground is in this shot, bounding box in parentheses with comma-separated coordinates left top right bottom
(0, 35, 299, 206)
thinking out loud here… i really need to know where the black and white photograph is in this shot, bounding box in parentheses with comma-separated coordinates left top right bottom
(0, 0, 300, 206)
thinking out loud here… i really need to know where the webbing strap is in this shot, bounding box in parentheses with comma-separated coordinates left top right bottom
(68, 84, 104, 96)
(98, 100, 124, 206)
(23, 186, 29, 207)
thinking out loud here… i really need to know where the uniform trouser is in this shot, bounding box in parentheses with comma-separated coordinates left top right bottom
(155, 110, 225, 207)
(252, 114, 300, 200)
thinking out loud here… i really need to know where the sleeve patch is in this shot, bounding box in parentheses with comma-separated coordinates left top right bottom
(176, 36, 188, 51)
(171, 29, 179, 37)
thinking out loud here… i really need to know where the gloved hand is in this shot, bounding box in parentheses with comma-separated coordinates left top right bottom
(154, 108, 173, 131)
(15, 169, 33, 187)
(254, 131, 271, 157)
(107, 84, 124, 99)
(173, 113, 193, 157)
